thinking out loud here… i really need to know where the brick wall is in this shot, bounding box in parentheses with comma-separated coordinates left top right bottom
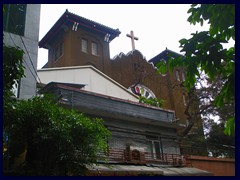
(185, 155, 235, 176)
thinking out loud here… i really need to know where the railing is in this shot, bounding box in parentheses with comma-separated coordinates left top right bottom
(98, 148, 186, 166)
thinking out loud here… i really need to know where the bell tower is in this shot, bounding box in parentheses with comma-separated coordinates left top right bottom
(39, 9, 121, 76)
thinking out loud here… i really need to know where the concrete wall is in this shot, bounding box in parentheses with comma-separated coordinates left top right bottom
(4, 4, 41, 99)
(37, 65, 138, 102)
(185, 155, 235, 176)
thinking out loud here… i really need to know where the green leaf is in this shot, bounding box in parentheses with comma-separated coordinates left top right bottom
(4, 94, 111, 175)
(179, 38, 188, 45)
(214, 94, 224, 108)
(156, 61, 167, 75)
(224, 116, 235, 136)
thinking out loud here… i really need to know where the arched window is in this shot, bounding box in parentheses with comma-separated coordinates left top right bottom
(182, 72, 186, 81)
(129, 84, 156, 99)
(182, 94, 187, 106)
(176, 70, 180, 81)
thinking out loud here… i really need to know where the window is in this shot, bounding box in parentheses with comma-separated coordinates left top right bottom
(81, 39, 88, 53)
(176, 70, 180, 81)
(59, 42, 64, 57)
(51, 49, 54, 60)
(3, 4, 27, 36)
(182, 72, 186, 81)
(130, 84, 156, 99)
(182, 94, 187, 106)
(91, 42, 98, 55)
(146, 136, 162, 159)
(53, 42, 63, 61)
(54, 47, 59, 61)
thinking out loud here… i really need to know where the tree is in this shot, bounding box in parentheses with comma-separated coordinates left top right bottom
(3, 44, 25, 93)
(204, 120, 235, 158)
(4, 95, 111, 175)
(3, 44, 25, 124)
(3, 6, 25, 99)
(158, 4, 235, 136)
(3, 39, 110, 175)
(3, 43, 26, 169)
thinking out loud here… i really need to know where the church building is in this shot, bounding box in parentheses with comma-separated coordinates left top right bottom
(37, 10, 208, 175)
(38, 9, 200, 130)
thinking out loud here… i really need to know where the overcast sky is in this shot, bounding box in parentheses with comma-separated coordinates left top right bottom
(37, 4, 210, 69)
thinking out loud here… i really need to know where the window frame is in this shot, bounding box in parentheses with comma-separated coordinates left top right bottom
(59, 42, 64, 57)
(176, 70, 180, 81)
(146, 135, 163, 160)
(81, 38, 88, 53)
(182, 72, 186, 82)
(91, 41, 98, 56)
(182, 94, 187, 106)
(3, 4, 27, 36)
(54, 46, 59, 61)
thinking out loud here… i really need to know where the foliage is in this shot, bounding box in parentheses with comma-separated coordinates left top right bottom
(3, 44, 25, 112)
(201, 78, 235, 157)
(180, 121, 235, 158)
(156, 61, 167, 75)
(3, 40, 111, 175)
(4, 95, 111, 175)
(139, 96, 165, 108)
(204, 120, 235, 158)
(179, 130, 209, 157)
(3, 44, 26, 162)
(3, 5, 25, 120)
(157, 4, 235, 136)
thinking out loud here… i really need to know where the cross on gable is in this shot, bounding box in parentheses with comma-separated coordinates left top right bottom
(126, 30, 139, 50)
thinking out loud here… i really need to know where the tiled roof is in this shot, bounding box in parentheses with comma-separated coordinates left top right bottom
(39, 9, 121, 49)
(149, 48, 184, 66)
(66, 10, 120, 35)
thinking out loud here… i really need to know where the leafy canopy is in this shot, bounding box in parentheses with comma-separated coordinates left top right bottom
(205, 120, 235, 158)
(5, 95, 111, 175)
(3, 44, 25, 92)
(3, 43, 25, 131)
(157, 4, 235, 136)
(3, 40, 111, 175)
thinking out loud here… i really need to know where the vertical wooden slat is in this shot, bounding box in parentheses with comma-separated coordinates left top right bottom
(97, 148, 186, 166)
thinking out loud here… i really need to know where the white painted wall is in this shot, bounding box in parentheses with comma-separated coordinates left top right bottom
(37, 65, 139, 102)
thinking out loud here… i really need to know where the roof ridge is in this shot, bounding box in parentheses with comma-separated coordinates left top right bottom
(66, 10, 120, 33)
(39, 10, 121, 49)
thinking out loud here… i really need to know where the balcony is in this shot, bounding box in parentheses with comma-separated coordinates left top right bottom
(98, 148, 186, 167)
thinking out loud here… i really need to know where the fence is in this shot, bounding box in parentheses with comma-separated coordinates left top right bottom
(98, 148, 186, 166)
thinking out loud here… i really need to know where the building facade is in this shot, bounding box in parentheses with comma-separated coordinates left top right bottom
(3, 4, 41, 99)
(38, 10, 203, 134)
(38, 82, 212, 176)
(36, 9, 213, 175)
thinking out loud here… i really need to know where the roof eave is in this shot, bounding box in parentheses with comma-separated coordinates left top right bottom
(39, 11, 121, 49)
(39, 11, 68, 49)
